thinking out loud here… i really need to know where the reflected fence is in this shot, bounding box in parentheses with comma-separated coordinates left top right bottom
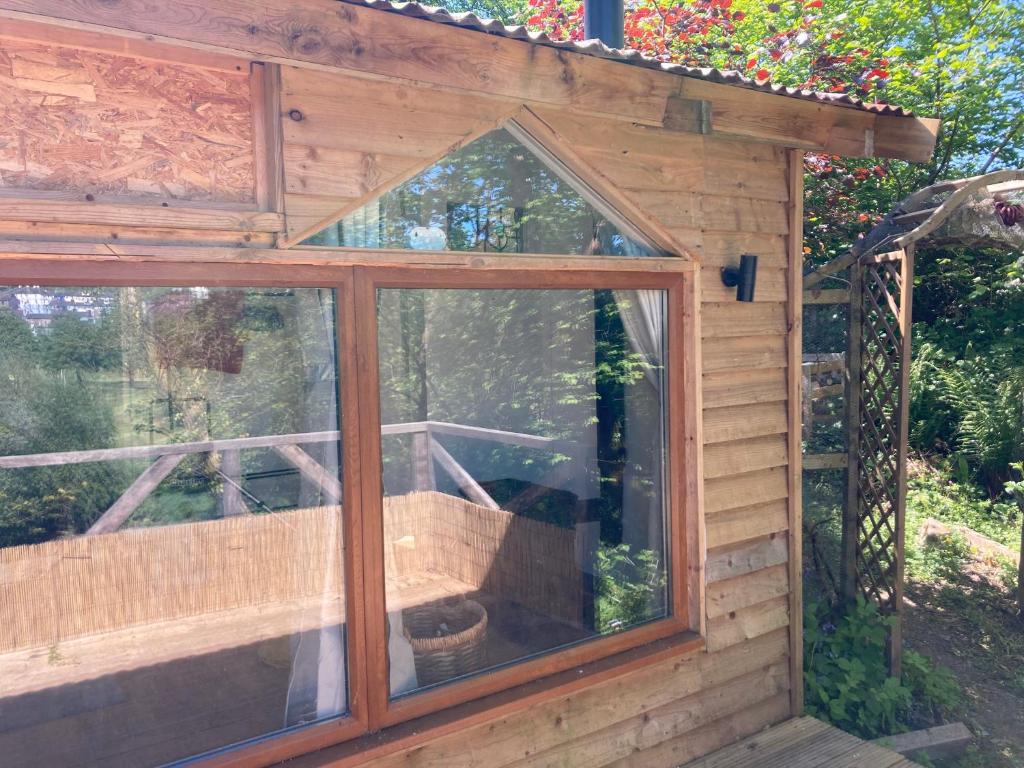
(0, 422, 593, 654)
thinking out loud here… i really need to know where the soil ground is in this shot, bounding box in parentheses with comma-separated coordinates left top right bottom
(904, 553, 1024, 767)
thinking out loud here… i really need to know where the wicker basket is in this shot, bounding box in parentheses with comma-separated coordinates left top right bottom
(402, 598, 488, 687)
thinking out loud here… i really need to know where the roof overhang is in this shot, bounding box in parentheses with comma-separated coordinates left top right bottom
(0, 0, 939, 161)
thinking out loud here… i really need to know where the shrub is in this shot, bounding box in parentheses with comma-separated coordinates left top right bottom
(804, 598, 962, 738)
(804, 598, 911, 738)
(903, 650, 962, 724)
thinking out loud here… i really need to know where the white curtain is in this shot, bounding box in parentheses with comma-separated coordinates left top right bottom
(284, 289, 347, 726)
(612, 289, 667, 554)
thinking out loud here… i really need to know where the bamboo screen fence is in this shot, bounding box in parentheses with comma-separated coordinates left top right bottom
(0, 491, 582, 653)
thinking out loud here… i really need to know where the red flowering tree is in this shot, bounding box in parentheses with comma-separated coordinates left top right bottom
(512, 0, 1021, 267)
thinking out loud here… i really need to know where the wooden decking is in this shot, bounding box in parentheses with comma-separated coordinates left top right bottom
(684, 717, 922, 768)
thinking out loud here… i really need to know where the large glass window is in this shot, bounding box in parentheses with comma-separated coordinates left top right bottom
(303, 127, 660, 257)
(0, 285, 346, 767)
(376, 287, 670, 698)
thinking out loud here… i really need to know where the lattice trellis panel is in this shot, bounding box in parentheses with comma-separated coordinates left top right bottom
(845, 248, 914, 672)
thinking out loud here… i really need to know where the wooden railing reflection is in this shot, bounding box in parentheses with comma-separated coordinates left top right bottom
(0, 421, 588, 534)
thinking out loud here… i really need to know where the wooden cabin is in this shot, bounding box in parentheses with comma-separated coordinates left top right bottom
(0, 2, 938, 767)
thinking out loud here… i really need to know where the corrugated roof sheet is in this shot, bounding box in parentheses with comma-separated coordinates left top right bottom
(346, 0, 914, 117)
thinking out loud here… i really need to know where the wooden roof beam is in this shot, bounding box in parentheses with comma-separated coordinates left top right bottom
(0, 0, 938, 161)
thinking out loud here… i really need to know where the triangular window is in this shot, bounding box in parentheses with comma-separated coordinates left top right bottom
(302, 125, 663, 256)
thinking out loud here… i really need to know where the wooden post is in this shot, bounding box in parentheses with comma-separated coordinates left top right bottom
(87, 454, 186, 535)
(219, 448, 247, 516)
(891, 245, 914, 678)
(429, 440, 499, 509)
(273, 443, 342, 505)
(1018, 496, 1024, 616)
(786, 149, 805, 716)
(840, 262, 863, 606)
(411, 427, 432, 491)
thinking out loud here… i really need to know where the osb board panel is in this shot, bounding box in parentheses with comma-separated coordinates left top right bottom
(0, 39, 255, 203)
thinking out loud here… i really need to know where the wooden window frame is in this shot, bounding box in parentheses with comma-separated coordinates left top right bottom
(353, 265, 698, 730)
(0, 255, 703, 768)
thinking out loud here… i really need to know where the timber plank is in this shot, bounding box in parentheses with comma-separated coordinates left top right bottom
(681, 716, 925, 768)
(703, 402, 788, 445)
(703, 302, 787, 338)
(283, 144, 422, 199)
(706, 596, 790, 652)
(703, 368, 788, 409)
(705, 467, 789, 515)
(283, 192, 356, 239)
(706, 564, 789, 619)
(293, 631, 790, 768)
(281, 89, 504, 157)
(684, 716, 831, 768)
(0, 220, 275, 247)
(703, 334, 787, 373)
(512, 663, 790, 768)
(704, 434, 788, 478)
(706, 533, 788, 583)
(708, 717, 915, 768)
(706, 500, 789, 550)
(702, 267, 788, 303)
(571, 146, 705, 193)
(604, 692, 791, 768)
(700, 196, 789, 236)
(700, 231, 789, 269)
(0, 200, 282, 231)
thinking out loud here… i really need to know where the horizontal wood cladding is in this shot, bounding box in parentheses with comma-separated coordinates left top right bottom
(0, 37, 255, 203)
(703, 368, 787, 410)
(705, 468, 789, 516)
(512, 662, 790, 767)
(0, 220, 277, 247)
(706, 596, 790, 652)
(0, 38, 805, 767)
(291, 630, 792, 768)
(703, 335, 788, 373)
(602, 691, 792, 768)
(279, 67, 512, 244)
(706, 500, 789, 551)
(704, 434, 788, 478)
(706, 533, 789, 583)
(703, 302, 787, 338)
(703, 402, 788, 445)
(707, 564, 790, 619)
(0, 199, 283, 231)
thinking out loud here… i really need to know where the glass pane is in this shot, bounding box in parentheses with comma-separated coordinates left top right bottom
(0, 286, 346, 767)
(303, 128, 661, 257)
(378, 288, 669, 698)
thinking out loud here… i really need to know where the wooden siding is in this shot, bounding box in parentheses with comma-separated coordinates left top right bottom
(279, 68, 514, 244)
(277, 114, 799, 768)
(0, 26, 807, 768)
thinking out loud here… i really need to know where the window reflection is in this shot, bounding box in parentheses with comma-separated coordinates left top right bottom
(377, 288, 670, 697)
(0, 286, 346, 767)
(304, 128, 659, 257)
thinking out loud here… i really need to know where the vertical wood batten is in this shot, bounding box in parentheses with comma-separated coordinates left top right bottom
(786, 149, 805, 716)
(251, 62, 285, 216)
(892, 244, 915, 678)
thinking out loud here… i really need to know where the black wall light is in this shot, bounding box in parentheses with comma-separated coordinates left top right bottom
(721, 254, 759, 302)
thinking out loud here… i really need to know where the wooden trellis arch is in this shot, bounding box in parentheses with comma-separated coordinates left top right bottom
(802, 170, 1024, 675)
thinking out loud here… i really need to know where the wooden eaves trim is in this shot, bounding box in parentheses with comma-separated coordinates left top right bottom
(0, 0, 939, 161)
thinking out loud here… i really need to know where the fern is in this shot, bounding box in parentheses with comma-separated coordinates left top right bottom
(929, 349, 1024, 492)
